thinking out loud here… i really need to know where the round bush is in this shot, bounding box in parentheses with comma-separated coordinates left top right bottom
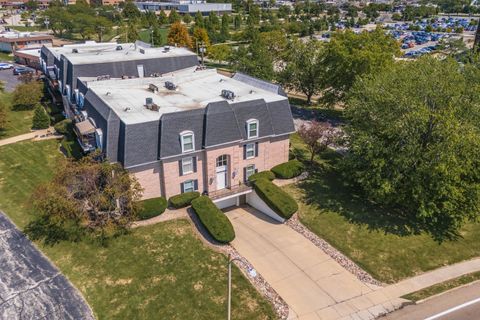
(253, 179, 298, 219)
(137, 197, 168, 220)
(247, 170, 275, 183)
(191, 196, 235, 243)
(168, 191, 200, 208)
(271, 160, 304, 179)
(54, 119, 73, 135)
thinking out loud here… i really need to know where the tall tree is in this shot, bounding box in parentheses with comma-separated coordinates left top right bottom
(32, 105, 50, 129)
(192, 27, 210, 48)
(168, 9, 181, 24)
(298, 121, 340, 163)
(195, 11, 204, 28)
(344, 57, 480, 240)
(12, 81, 43, 110)
(279, 39, 326, 104)
(167, 21, 192, 47)
(322, 28, 400, 106)
(158, 10, 168, 26)
(220, 13, 230, 40)
(26, 154, 143, 245)
(152, 24, 163, 46)
(122, 0, 141, 20)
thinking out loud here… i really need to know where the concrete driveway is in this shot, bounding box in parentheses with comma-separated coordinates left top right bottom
(225, 206, 375, 320)
(0, 212, 94, 320)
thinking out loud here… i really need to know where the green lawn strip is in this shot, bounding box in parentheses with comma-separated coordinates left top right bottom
(402, 271, 480, 302)
(0, 51, 13, 61)
(286, 134, 480, 284)
(0, 93, 34, 139)
(138, 28, 168, 45)
(0, 140, 276, 319)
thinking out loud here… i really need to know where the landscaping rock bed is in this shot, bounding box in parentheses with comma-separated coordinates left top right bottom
(286, 213, 384, 287)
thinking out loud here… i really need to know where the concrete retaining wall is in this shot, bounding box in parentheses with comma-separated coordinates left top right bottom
(246, 191, 285, 223)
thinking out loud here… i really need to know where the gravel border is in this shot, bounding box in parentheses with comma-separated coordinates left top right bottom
(286, 213, 383, 287)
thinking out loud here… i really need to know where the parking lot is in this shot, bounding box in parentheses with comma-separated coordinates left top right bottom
(0, 66, 22, 92)
(0, 212, 94, 320)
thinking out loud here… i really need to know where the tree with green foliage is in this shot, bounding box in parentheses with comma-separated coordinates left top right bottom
(279, 39, 326, 104)
(169, 9, 181, 24)
(194, 11, 204, 28)
(124, 22, 139, 42)
(158, 10, 168, 25)
(192, 27, 210, 49)
(229, 37, 274, 81)
(152, 24, 164, 46)
(207, 44, 231, 63)
(220, 13, 230, 40)
(122, 0, 141, 19)
(322, 28, 400, 106)
(234, 14, 242, 29)
(344, 57, 480, 241)
(26, 154, 143, 245)
(13, 81, 43, 110)
(183, 13, 192, 24)
(32, 105, 50, 129)
(259, 30, 288, 64)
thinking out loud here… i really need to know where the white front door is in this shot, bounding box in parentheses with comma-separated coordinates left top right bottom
(216, 168, 227, 190)
(137, 64, 144, 78)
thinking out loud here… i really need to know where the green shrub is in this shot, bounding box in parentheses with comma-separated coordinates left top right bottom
(54, 119, 72, 135)
(168, 191, 200, 208)
(253, 179, 298, 219)
(271, 160, 304, 179)
(247, 170, 275, 182)
(137, 197, 168, 220)
(32, 105, 50, 129)
(191, 196, 235, 243)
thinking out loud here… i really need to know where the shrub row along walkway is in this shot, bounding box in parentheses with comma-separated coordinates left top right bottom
(0, 212, 94, 320)
(225, 206, 377, 320)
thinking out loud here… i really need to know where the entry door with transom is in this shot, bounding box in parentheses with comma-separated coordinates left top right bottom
(216, 155, 228, 190)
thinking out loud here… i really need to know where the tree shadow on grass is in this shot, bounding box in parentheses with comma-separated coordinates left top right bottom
(295, 150, 460, 242)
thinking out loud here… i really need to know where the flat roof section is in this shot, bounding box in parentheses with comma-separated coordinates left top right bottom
(82, 68, 287, 125)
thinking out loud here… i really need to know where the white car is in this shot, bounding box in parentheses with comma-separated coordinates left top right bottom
(0, 63, 13, 70)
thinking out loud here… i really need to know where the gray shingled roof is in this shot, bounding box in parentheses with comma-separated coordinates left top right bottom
(204, 101, 242, 147)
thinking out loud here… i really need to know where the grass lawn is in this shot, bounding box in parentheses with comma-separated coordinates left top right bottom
(402, 271, 480, 302)
(0, 93, 34, 139)
(139, 28, 169, 46)
(0, 51, 13, 62)
(287, 133, 480, 284)
(0, 140, 276, 319)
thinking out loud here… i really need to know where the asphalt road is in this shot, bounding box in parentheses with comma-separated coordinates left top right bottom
(0, 212, 94, 320)
(383, 281, 480, 320)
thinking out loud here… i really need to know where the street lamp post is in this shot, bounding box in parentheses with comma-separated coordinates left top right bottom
(227, 254, 256, 320)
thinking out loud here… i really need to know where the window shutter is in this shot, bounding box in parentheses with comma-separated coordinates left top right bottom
(194, 179, 198, 191)
(243, 167, 247, 183)
(178, 160, 183, 176)
(193, 156, 197, 173)
(255, 142, 259, 157)
(180, 182, 184, 193)
(243, 145, 247, 160)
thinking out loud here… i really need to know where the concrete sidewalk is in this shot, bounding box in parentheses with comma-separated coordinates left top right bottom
(0, 128, 55, 147)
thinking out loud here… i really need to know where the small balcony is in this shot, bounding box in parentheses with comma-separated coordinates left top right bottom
(208, 183, 252, 201)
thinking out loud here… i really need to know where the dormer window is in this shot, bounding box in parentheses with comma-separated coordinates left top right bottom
(246, 119, 258, 139)
(180, 131, 194, 153)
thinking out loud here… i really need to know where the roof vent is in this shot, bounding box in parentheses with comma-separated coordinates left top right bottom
(249, 90, 255, 94)
(96, 75, 110, 81)
(139, 48, 146, 54)
(145, 97, 159, 111)
(165, 81, 176, 90)
(124, 107, 131, 112)
(149, 83, 159, 93)
(116, 45, 123, 51)
(221, 89, 235, 100)
(72, 48, 78, 53)
(163, 46, 170, 53)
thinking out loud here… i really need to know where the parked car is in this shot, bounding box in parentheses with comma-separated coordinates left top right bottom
(0, 63, 13, 70)
(13, 66, 33, 75)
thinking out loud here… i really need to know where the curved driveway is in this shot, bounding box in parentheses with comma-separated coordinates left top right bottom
(0, 212, 94, 320)
(225, 206, 376, 320)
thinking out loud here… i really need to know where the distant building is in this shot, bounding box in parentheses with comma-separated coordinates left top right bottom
(14, 48, 41, 69)
(0, 31, 53, 53)
(136, 0, 232, 15)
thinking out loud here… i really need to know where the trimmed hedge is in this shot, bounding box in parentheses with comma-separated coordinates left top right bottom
(137, 197, 168, 220)
(168, 191, 200, 208)
(253, 179, 298, 219)
(247, 170, 275, 182)
(191, 196, 235, 243)
(271, 160, 304, 179)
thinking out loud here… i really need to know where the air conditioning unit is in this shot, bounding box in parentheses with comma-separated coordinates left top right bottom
(116, 45, 123, 51)
(221, 89, 235, 100)
(149, 83, 159, 93)
(165, 81, 176, 90)
(72, 48, 78, 53)
(145, 97, 159, 111)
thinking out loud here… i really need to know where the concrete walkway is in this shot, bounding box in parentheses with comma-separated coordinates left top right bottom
(130, 207, 188, 228)
(0, 127, 56, 147)
(225, 206, 376, 320)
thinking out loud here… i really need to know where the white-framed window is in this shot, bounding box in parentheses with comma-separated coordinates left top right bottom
(246, 119, 258, 139)
(245, 164, 256, 181)
(245, 143, 255, 159)
(216, 154, 228, 167)
(182, 157, 194, 175)
(183, 180, 195, 193)
(180, 131, 194, 153)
